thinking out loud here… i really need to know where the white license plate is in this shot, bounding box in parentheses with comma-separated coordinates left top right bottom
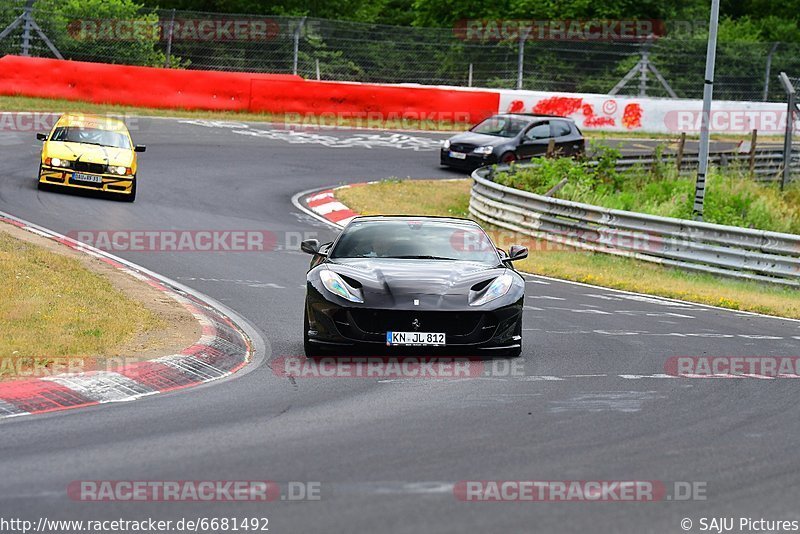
(386, 331, 446, 346)
(448, 151, 467, 160)
(72, 173, 103, 183)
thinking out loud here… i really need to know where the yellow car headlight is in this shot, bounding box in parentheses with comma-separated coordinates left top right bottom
(49, 157, 71, 168)
(107, 165, 130, 175)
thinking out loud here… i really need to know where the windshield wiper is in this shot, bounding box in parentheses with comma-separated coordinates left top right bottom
(69, 141, 121, 148)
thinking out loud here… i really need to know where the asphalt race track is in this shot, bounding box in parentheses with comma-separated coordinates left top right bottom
(0, 116, 798, 533)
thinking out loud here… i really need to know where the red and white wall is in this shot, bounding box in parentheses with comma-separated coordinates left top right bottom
(496, 89, 797, 135)
(0, 55, 794, 135)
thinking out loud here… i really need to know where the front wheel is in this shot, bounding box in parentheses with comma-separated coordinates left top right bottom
(115, 179, 136, 202)
(499, 151, 517, 164)
(36, 165, 47, 191)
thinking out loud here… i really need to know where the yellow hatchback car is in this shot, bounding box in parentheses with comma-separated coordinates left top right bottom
(37, 113, 145, 202)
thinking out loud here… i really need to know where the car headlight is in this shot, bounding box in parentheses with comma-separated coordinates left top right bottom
(320, 270, 363, 303)
(442, 139, 451, 149)
(473, 146, 494, 155)
(50, 157, 71, 168)
(107, 165, 129, 175)
(469, 273, 514, 307)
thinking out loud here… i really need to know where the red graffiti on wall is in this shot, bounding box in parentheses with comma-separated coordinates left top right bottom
(622, 103, 643, 129)
(531, 96, 583, 117)
(508, 100, 525, 113)
(505, 95, 645, 130)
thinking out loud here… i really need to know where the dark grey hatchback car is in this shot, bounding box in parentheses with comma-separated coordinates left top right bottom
(440, 113, 585, 170)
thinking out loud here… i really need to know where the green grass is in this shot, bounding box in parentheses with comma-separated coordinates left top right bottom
(494, 148, 800, 234)
(336, 178, 800, 319)
(0, 230, 162, 380)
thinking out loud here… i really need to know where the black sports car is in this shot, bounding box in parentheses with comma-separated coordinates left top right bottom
(301, 216, 528, 358)
(440, 113, 585, 170)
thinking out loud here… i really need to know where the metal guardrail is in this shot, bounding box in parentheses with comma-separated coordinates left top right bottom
(594, 148, 800, 181)
(469, 164, 800, 286)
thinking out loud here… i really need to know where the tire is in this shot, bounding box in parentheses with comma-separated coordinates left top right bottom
(499, 151, 517, 164)
(36, 165, 47, 191)
(114, 179, 136, 202)
(122, 180, 136, 202)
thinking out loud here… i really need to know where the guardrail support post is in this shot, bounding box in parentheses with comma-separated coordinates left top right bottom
(546, 138, 555, 158)
(748, 129, 757, 176)
(676, 132, 686, 171)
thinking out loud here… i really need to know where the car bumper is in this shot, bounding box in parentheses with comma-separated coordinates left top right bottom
(306, 284, 523, 354)
(440, 149, 497, 170)
(39, 166, 135, 194)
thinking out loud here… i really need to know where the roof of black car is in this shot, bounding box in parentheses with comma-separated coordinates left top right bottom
(347, 215, 480, 227)
(498, 113, 575, 121)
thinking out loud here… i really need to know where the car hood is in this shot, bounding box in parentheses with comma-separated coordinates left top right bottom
(447, 132, 512, 147)
(45, 141, 133, 166)
(325, 258, 514, 309)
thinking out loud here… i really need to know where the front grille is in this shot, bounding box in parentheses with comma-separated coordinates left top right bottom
(449, 143, 476, 153)
(348, 309, 491, 336)
(73, 161, 106, 174)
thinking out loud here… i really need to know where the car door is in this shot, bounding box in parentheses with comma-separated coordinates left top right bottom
(517, 121, 551, 159)
(551, 120, 584, 156)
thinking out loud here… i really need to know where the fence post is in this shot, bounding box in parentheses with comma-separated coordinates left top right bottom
(779, 72, 796, 191)
(546, 138, 555, 157)
(293, 17, 306, 76)
(763, 43, 779, 101)
(676, 132, 686, 171)
(639, 48, 649, 97)
(20, 1, 32, 56)
(468, 63, 473, 87)
(164, 9, 176, 68)
(748, 129, 757, 177)
(516, 31, 525, 90)
(693, 0, 721, 221)
(315, 59, 320, 80)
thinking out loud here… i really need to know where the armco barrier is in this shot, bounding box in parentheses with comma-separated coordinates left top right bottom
(470, 164, 800, 286)
(0, 55, 499, 123)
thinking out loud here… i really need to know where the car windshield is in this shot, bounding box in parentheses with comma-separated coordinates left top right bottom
(50, 126, 131, 149)
(470, 117, 528, 138)
(330, 220, 501, 264)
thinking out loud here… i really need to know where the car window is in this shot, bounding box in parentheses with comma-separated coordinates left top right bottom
(471, 117, 529, 138)
(551, 120, 573, 137)
(524, 122, 550, 140)
(330, 220, 500, 265)
(50, 126, 131, 149)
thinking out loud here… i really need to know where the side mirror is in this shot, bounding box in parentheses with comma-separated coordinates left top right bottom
(36, 133, 47, 141)
(301, 239, 321, 255)
(508, 245, 528, 261)
(134, 145, 146, 152)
